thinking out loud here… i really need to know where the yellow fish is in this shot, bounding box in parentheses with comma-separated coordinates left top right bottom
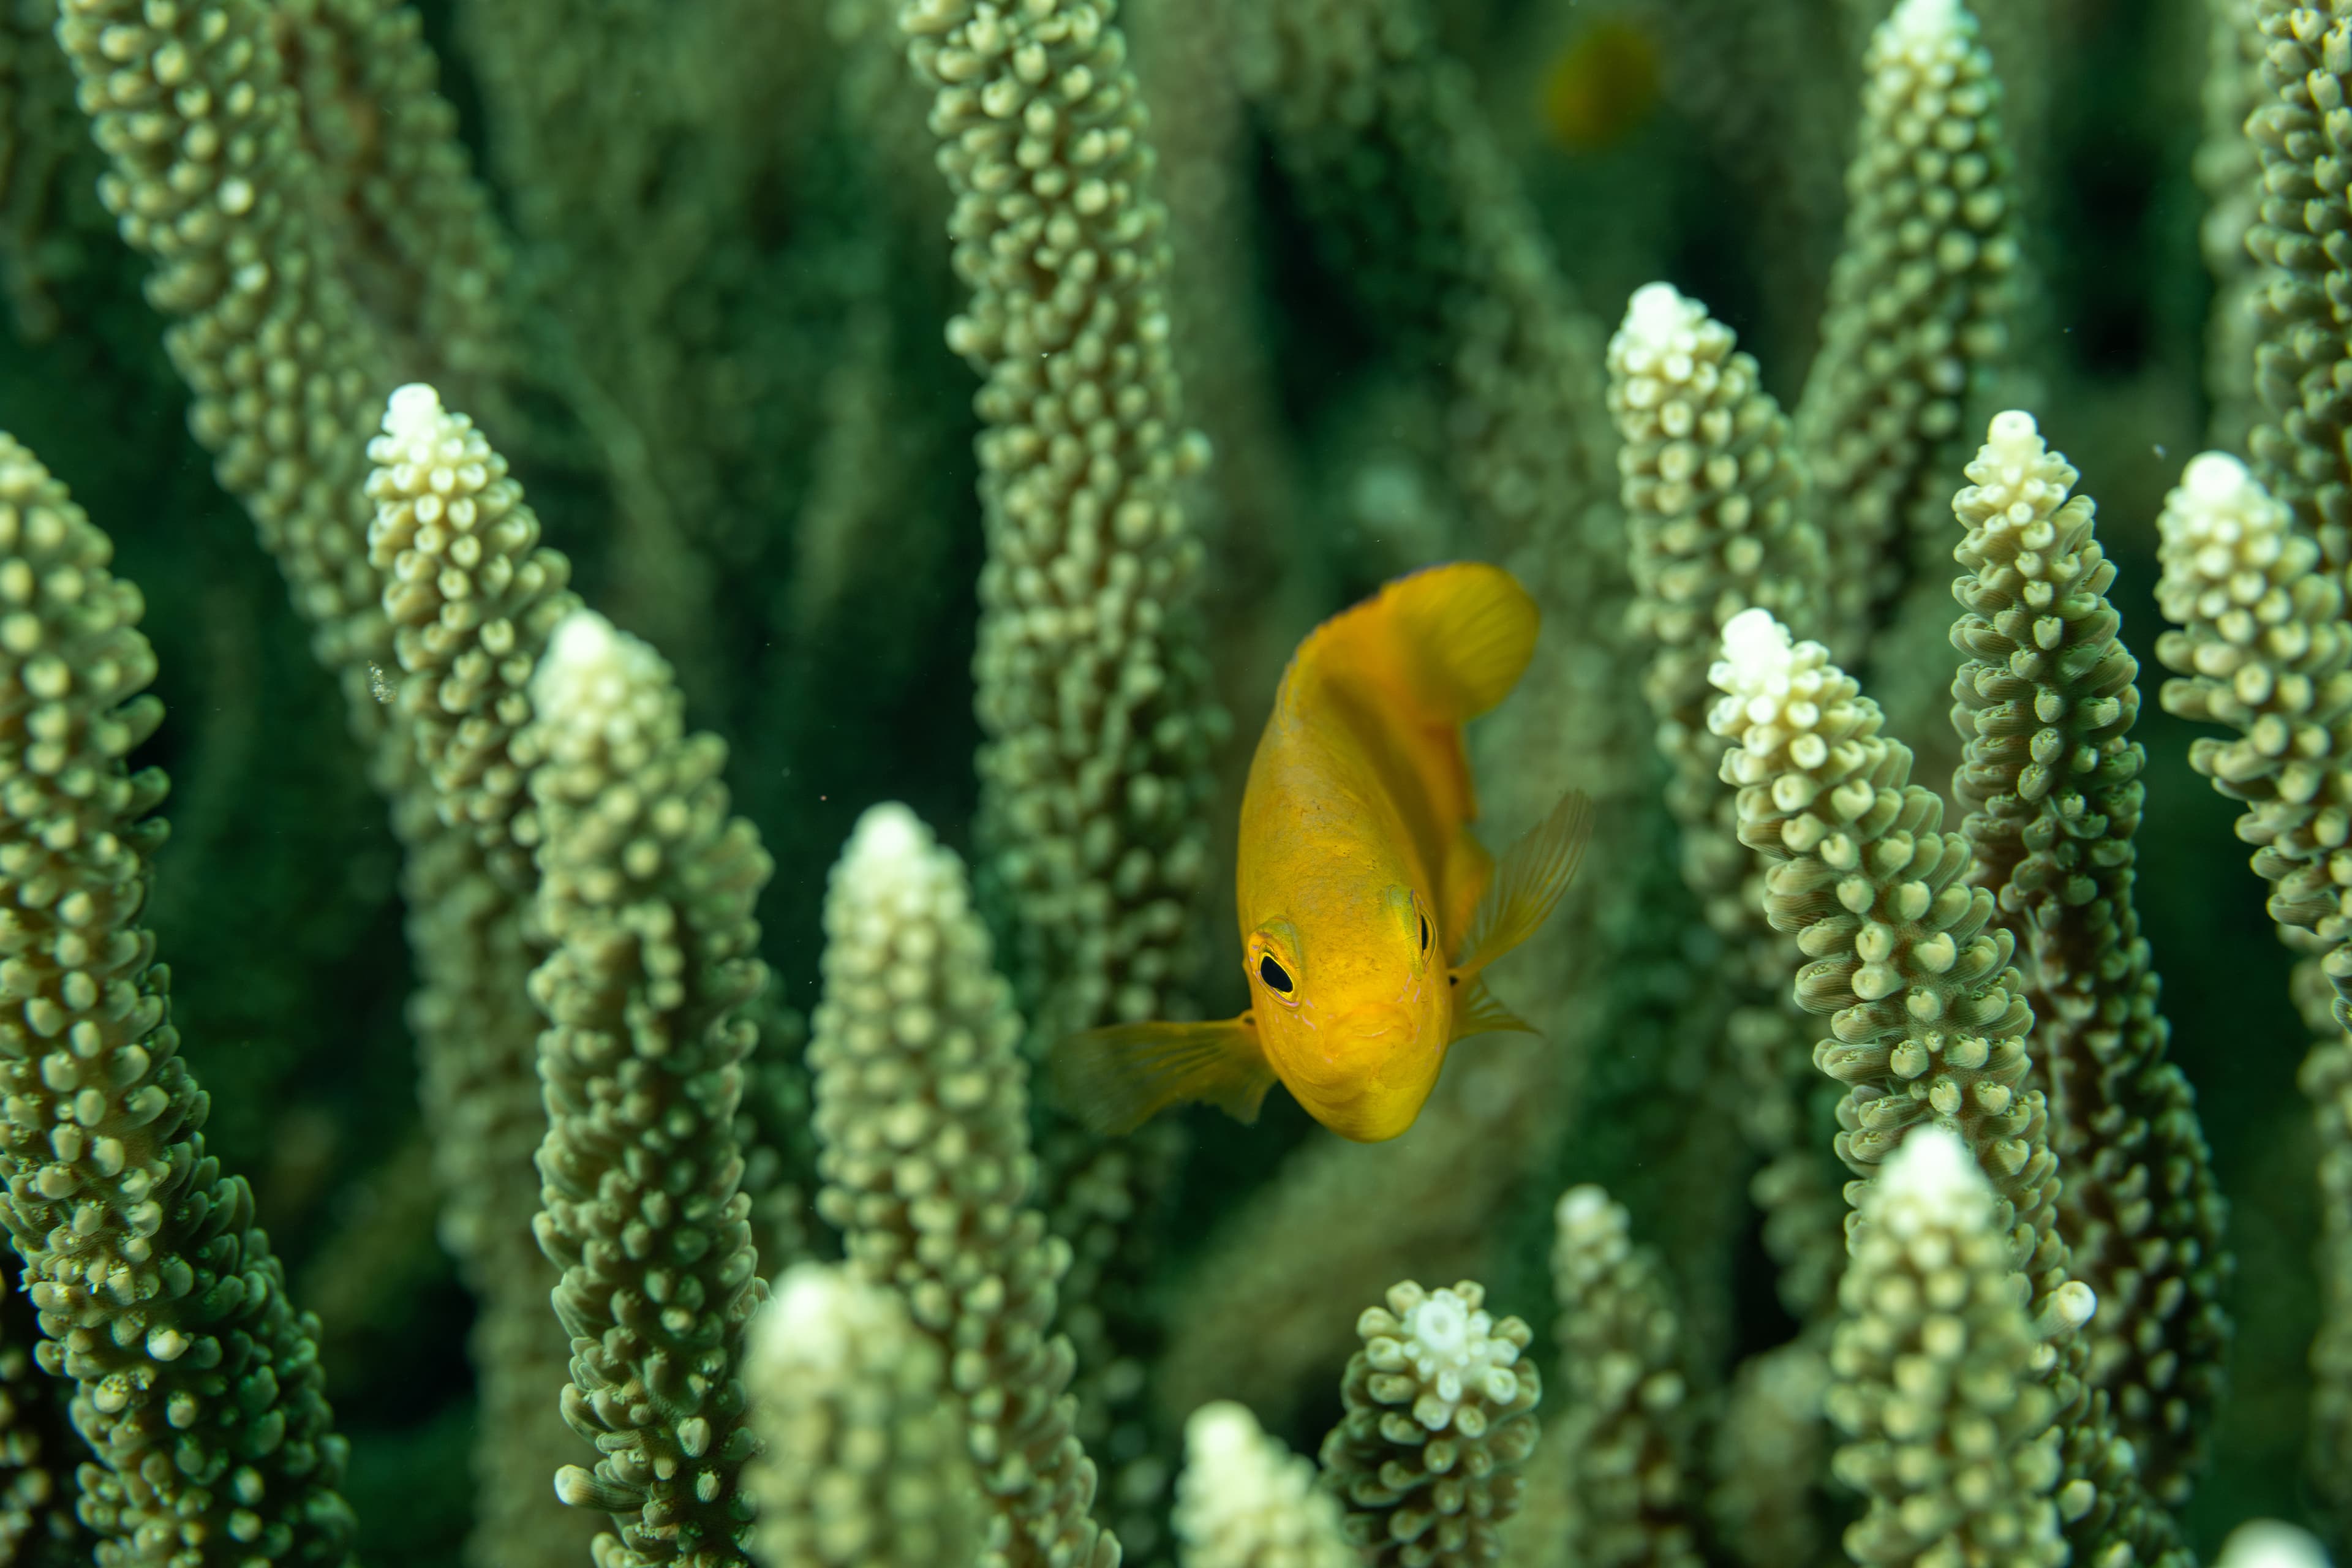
(1052, 562, 1593, 1143)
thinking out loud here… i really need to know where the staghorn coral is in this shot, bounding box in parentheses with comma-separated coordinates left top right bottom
(364, 384, 578, 903)
(1948, 410, 2230, 1501)
(363, 383, 596, 1568)
(2, 0, 2342, 1561)
(522, 606, 772, 1567)
(46, 4, 578, 1556)
(742, 1263, 982, 1568)
(1826, 1125, 2068, 1566)
(1173, 1402, 1354, 1568)
(808, 802, 1116, 1568)
(1542, 1188, 1703, 1568)
(2243, 0, 2352, 571)
(1319, 1280, 1540, 1568)
(1796, 0, 2018, 660)
(2155, 452, 2352, 1001)
(1707, 606, 2188, 1567)
(0, 431, 355, 1564)
(1607, 281, 1823, 930)
(1708, 607, 2068, 1295)
(2154, 449, 2352, 1540)
(889, 11, 1224, 1554)
(47, 0, 394, 718)
(895, 0, 1222, 1044)
(1605, 279, 1845, 1322)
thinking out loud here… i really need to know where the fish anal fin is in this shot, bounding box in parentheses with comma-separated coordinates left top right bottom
(1450, 976, 1539, 1042)
(1048, 1015, 1275, 1136)
(1453, 787, 1596, 976)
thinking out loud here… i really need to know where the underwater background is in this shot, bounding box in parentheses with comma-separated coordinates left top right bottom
(0, 0, 2336, 1563)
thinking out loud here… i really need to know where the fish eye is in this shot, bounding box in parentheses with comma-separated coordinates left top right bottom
(1258, 954, 1294, 993)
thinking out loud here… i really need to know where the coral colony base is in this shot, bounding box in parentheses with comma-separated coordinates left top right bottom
(1, 0, 2351, 1565)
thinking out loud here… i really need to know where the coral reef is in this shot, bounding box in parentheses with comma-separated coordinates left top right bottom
(0, 0, 2345, 1564)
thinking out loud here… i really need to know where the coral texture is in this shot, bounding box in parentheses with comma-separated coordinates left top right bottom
(1797, 0, 2018, 655)
(896, 0, 1221, 1042)
(1545, 1187, 1704, 1568)
(2243, 0, 2352, 569)
(1827, 1126, 2067, 1566)
(525, 608, 772, 1567)
(1319, 1280, 1541, 1568)
(809, 802, 1115, 1568)
(1174, 1401, 1354, 1568)
(0, 432, 354, 1565)
(742, 1263, 980, 1568)
(1948, 411, 2230, 1501)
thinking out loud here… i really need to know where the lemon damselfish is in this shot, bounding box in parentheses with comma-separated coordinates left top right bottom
(1052, 562, 1592, 1143)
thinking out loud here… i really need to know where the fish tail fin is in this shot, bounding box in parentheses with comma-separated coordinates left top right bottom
(1048, 1014, 1276, 1136)
(1452, 787, 1595, 976)
(1309, 562, 1540, 725)
(1450, 974, 1540, 1043)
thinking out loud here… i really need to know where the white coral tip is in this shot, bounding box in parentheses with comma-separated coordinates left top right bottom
(1714, 608, 1795, 697)
(1986, 409, 2038, 443)
(383, 382, 446, 445)
(1407, 1291, 1470, 1359)
(1621, 282, 1698, 351)
(535, 608, 619, 709)
(1184, 1401, 1259, 1467)
(1980, 409, 2044, 463)
(834, 802, 954, 919)
(758, 1263, 867, 1370)
(846, 802, 930, 875)
(2216, 1521, 2331, 1568)
(1555, 1185, 1611, 1229)
(2047, 1279, 2098, 1333)
(1884, 0, 1964, 50)
(2179, 450, 2255, 508)
(1876, 1125, 1989, 1232)
(531, 608, 662, 734)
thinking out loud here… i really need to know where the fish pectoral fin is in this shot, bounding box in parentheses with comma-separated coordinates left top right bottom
(1450, 976, 1539, 1042)
(1048, 1014, 1275, 1136)
(1452, 786, 1596, 976)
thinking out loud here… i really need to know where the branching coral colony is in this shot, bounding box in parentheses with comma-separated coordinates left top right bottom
(4, 0, 2352, 1564)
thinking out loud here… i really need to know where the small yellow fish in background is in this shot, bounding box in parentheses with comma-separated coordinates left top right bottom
(1052, 562, 1593, 1144)
(1539, 17, 1662, 155)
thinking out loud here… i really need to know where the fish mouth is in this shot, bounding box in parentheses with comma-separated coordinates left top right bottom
(1334, 1003, 1415, 1044)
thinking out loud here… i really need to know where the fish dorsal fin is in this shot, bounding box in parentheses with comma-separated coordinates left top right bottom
(1048, 1015, 1276, 1136)
(1453, 788, 1595, 978)
(1310, 562, 1540, 725)
(1450, 975, 1539, 1042)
